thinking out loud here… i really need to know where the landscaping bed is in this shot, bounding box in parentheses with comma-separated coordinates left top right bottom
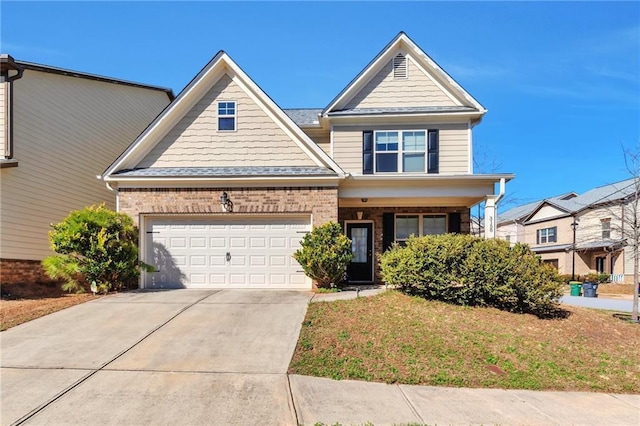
(289, 291, 640, 394)
(1, 282, 100, 331)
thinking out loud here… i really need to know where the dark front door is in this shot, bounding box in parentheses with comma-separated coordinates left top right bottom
(346, 222, 373, 282)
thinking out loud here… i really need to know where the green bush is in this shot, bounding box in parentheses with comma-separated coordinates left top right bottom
(560, 274, 584, 284)
(380, 234, 564, 317)
(293, 222, 353, 288)
(42, 204, 150, 294)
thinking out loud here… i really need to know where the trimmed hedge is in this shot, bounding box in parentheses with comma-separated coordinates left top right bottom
(380, 234, 564, 317)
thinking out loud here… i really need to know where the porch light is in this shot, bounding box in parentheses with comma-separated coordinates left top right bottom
(356, 211, 364, 220)
(220, 191, 233, 212)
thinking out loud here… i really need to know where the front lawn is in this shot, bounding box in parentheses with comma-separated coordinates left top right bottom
(289, 291, 640, 394)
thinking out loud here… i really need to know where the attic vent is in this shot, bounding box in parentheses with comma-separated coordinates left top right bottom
(393, 54, 407, 79)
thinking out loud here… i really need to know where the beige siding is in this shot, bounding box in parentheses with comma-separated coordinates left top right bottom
(138, 74, 315, 168)
(343, 57, 458, 110)
(529, 204, 567, 222)
(0, 81, 6, 157)
(332, 123, 469, 176)
(0, 69, 170, 260)
(302, 127, 330, 155)
(524, 216, 573, 246)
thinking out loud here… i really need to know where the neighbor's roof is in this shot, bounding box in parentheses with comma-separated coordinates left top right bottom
(11, 58, 174, 99)
(497, 192, 577, 224)
(112, 166, 337, 178)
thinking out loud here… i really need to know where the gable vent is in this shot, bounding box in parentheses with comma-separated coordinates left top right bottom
(393, 54, 407, 79)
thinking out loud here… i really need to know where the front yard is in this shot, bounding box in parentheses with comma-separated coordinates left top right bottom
(289, 291, 640, 394)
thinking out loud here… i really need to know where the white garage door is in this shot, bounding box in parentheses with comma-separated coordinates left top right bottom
(144, 216, 311, 289)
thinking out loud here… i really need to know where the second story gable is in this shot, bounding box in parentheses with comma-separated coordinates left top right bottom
(287, 32, 486, 178)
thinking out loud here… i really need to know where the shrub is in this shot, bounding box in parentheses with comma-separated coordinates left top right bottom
(293, 222, 353, 288)
(560, 274, 584, 284)
(42, 204, 150, 294)
(380, 234, 564, 317)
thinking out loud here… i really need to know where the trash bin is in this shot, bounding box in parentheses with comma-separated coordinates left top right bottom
(569, 282, 582, 296)
(582, 282, 598, 298)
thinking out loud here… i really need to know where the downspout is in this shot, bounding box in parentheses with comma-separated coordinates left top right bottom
(1, 55, 24, 160)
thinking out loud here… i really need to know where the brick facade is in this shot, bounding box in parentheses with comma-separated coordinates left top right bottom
(338, 206, 471, 283)
(118, 186, 338, 227)
(1, 258, 53, 284)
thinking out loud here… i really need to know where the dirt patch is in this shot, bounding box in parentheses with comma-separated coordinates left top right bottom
(598, 283, 636, 295)
(1, 282, 101, 331)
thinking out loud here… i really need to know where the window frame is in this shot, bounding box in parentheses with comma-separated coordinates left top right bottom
(373, 130, 430, 173)
(536, 226, 557, 244)
(394, 213, 447, 241)
(601, 218, 611, 239)
(217, 100, 237, 132)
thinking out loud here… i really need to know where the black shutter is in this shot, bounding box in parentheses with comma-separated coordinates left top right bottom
(363, 131, 373, 174)
(382, 213, 395, 251)
(427, 129, 439, 174)
(448, 212, 461, 234)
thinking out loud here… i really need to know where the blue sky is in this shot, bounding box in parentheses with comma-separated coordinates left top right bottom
(2, 1, 639, 210)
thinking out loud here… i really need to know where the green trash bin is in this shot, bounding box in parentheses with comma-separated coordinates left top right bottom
(569, 282, 582, 296)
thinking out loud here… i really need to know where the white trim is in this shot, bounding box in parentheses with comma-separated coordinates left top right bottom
(330, 124, 334, 158)
(216, 99, 237, 132)
(467, 120, 472, 173)
(344, 220, 375, 283)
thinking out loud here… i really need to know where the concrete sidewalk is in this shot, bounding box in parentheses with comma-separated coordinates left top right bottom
(291, 375, 640, 426)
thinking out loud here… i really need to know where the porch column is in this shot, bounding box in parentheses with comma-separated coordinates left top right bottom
(484, 196, 497, 239)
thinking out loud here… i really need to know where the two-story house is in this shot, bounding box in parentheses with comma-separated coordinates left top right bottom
(0, 55, 173, 284)
(497, 179, 638, 283)
(101, 32, 513, 289)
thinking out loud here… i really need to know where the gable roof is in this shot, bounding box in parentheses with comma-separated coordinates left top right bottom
(102, 51, 344, 180)
(322, 32, 486, 117)
(498, 192, 577, 224)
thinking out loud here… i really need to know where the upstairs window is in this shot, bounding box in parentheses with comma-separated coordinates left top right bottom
(371, 130, 438, 173)
(536, 227, 557, 244)
(601, 218, 611, 239)
(218, 101, 236, 131)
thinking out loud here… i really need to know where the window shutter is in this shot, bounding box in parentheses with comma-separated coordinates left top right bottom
(427, 129, 439, 174)
(363, 131, 373, 174)
(536, 230, 540, 244)
(382, 213, 395, 251)
(448, 212, 461, 234)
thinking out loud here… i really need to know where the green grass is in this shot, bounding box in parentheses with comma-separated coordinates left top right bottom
(289, 291, 640, 394)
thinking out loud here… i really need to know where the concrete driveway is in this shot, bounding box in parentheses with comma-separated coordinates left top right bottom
(1, 289, 311, 425)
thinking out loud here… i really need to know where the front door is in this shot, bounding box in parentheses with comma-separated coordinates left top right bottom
(346, 222, 373, 282)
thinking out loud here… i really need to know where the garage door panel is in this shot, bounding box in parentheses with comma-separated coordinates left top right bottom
(145, 216, 311, 289)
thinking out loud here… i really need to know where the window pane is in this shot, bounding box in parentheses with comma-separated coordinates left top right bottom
(218, 117, 235, 131)
(423, 215, 446, 235)
(375, 132, 398, 151)
(403, 153, 425, 172)
(396, 215, 419, 240)
(351, 228, 368, 263)
(376, 153, 398, 172)
(403, 131, 425, 151)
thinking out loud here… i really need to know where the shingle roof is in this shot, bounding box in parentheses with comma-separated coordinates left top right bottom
(112, 166, 337, 178)
(327, 106, 477, 116)
(283, 109, 322, 126)
(498, 177, 638, 225)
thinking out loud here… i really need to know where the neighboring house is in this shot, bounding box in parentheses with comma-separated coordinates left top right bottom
(0, 55, 173, 284)
(101, 32, 513, 289)
(497, 180, 639, 283)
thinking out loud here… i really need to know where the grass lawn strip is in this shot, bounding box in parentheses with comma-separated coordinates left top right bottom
(289, 291, 640, 394)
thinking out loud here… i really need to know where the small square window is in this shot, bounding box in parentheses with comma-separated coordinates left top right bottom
(218, 101, 236, 131)
(395, 215, 419, 240)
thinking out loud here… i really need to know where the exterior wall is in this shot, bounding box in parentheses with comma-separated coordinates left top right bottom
(338, 206, 470, 283)
(343, 56, 458, 110)
(138, 74, 315, 168)
(0, 69, 170, 268)
(523, 216, 574, 247)
(0, 80, 6, 157)
(496, 222, 521, 244)
(332, 122, 469, 176)
(118, 187, 338, 228)
(303, 127, 330, 154)
(577, 205, 623, 244)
